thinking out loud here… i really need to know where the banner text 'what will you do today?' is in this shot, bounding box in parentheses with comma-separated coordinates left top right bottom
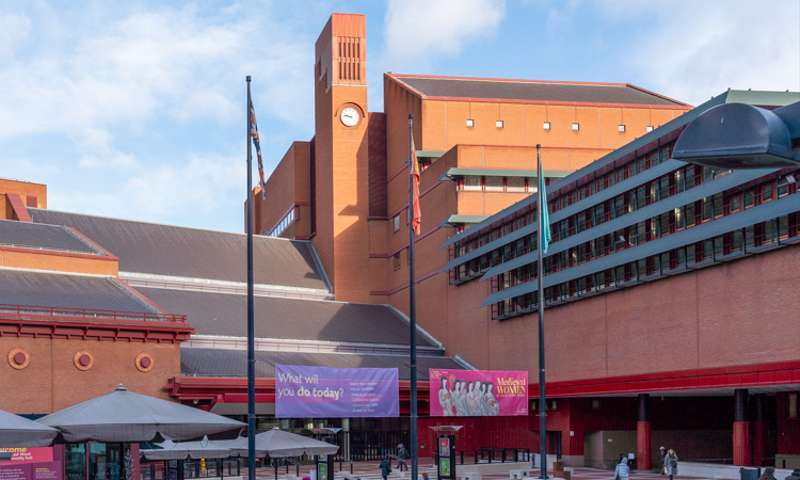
(275, 365, 399, 418)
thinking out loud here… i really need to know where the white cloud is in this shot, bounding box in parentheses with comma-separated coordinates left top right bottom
(49, 152, 244, 228)
(593, 0, 800, 104)
(383, 0, 506, 69)
(0, 14, 31, 59)
(0, 2, 316, 231)
(75, 128, 137, 169)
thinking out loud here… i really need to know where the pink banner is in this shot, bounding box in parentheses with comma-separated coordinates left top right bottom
(429, 368, 528, 417)
(0, 448, 61, 480)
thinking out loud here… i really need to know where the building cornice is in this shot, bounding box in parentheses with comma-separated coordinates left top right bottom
(184, 334, 443, 356)
(120, 271, 333, 301)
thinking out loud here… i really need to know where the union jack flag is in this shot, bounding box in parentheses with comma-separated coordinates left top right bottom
(248, 97, 266, 198)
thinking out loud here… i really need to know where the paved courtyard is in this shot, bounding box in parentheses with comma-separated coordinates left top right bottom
(249, 462, 696, 480)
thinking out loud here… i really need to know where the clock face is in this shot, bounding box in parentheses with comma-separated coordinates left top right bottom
(340, 106, 361, 127)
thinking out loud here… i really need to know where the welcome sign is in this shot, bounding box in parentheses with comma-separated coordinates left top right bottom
(275, 365, 399, 418)
(429, 368, 528, 417)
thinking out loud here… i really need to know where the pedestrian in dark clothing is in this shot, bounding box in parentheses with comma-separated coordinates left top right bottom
(380, 456, 392, 480)
(396, 443, 408, 472)
(759, 467, 777, 480)
(658, 447, 667, 475)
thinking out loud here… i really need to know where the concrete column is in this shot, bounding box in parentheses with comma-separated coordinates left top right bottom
(752, 395, 765, 467)
(342, 418, 351, 462)
(636, 394, 652, 470)
(733, 389, 752, 466)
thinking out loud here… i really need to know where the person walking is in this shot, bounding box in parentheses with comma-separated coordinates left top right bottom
(380, 455, 393, 480)
(658, 446, 667, 474)
(396, 443, 408, 472)
(664, 449, 679, 480)
(759, 467, 777, 480)
(615, 455, 630, 480)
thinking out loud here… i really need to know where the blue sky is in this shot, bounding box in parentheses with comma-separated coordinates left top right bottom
(2, 0, 799, 233)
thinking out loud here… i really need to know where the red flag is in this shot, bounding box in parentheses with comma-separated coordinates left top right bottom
(410, 136, 422, 236)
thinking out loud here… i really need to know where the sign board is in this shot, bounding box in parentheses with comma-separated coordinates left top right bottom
(429, 368, 528, 417)
(276, 365, 399, 418)
(0, 448, 62, 480)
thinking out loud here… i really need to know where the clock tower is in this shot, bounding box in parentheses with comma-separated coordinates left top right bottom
(312, 13, 372, 302)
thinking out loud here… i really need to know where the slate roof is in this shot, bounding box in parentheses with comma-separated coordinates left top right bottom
(137, 287, 434, 347)
(0, 269, 156, 313)
(29, 209, 328, 290)
(181, 348, 461, 379)
(391, 74, 687, 106)
(0, 220, 99, 254)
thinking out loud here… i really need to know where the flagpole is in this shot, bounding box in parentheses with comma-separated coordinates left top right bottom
(245, 75, 257, 480)
(407, 113, 419, 480)
(536, 144, 547, 479)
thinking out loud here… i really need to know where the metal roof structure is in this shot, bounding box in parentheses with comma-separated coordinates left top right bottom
(444, 89, 800, 248)
(29, 209, 328, 291)
(0, 269, 157, 313)
(137, 287, 435, 347)
(0, 220, 99, 254)
(390, 74, 688, 106)
(181, 348, 462, 380)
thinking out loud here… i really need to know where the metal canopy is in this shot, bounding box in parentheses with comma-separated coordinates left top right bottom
(673, 102, 800, 169)
(0, 409, 58, 447)
(141, 437, 235, 461)
(250, 428, 339, 458)
(37, 384, 244, 443)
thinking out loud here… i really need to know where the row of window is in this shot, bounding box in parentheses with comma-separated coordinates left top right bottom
(491, 211, 800, 320)
(464, 118, 656, 134)
(266, 206, 296, 237)
(459, 176, 546, 193)
(450, 143, 676, 261)
(451, 162, 729, 281)
(453, 173, 797, 286)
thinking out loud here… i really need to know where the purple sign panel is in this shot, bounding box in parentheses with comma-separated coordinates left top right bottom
(275, 365, 399, 418)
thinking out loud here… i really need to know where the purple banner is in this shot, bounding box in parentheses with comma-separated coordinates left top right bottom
(275, 365, 399, 418)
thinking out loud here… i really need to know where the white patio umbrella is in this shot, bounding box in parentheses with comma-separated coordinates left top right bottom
(248, 427, 339, 458)
(37, 384, 244, 443)
(0, 409, 58, 447)
(141, 436, 236, 461)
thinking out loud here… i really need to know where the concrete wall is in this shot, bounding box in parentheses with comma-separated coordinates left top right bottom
(583, 430, 637, 469)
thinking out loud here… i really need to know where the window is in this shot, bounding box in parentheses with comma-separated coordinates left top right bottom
(495, 120, 504, 128)
(543, 121, 551, 131)
(484, 176, 503, 192)
(465, 118, 475, 128)
(617, 124, 626, 133)
(268, 207, 296, 237)
(571, 122, 580, 132)
(790, 393, 798, 419)
(506, 177, 525, 192)
(463, 175, 482, 191)
(392, 252, 401, 271)
(392, 214, 400, 232)
(527, 177, 538, 193)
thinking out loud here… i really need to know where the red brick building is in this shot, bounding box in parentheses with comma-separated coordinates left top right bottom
(4, 9, 800, 475)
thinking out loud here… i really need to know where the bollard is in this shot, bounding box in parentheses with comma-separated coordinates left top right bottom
(350, 463, 354, 475)
(460, 451, 464, 465)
